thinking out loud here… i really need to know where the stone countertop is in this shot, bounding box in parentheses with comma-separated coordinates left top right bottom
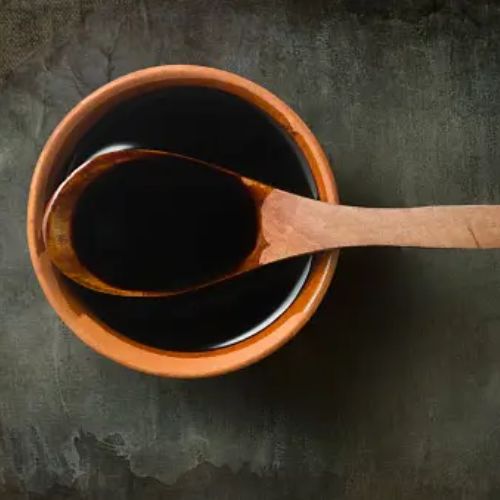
(2, 1, 500, 498)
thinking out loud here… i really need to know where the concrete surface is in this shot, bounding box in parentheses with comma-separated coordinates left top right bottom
(2, 0, 500, 498)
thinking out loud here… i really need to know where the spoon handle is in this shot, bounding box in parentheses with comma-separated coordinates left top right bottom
(260, 190, 500, 263)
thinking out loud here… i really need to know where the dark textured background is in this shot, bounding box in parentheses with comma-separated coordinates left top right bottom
(2, 0, 500, 498)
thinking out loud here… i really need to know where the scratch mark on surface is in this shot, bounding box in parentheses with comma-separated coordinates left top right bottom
(52, 333, 70, 420)
(139, 0, 151, 39)
(34, 76, 48, 140)
(67, 62, 86, 98)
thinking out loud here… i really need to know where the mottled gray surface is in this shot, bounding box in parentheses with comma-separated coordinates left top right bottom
(2, 0, 500, 498)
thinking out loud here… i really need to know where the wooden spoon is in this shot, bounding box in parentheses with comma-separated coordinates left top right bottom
(43, 148, 500, 297)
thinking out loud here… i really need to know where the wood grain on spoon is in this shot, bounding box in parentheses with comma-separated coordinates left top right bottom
(43, 149, 500, 297)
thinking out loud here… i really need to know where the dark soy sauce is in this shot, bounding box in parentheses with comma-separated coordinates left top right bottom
(64, 86, 317, 351)
(72, 156, 258, 291)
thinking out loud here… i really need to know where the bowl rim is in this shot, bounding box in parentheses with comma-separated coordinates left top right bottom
(27, 65, 339, 378)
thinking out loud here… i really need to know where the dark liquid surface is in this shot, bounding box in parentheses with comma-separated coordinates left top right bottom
(63, 86, 317, 351)
(72, 156, 258, 291)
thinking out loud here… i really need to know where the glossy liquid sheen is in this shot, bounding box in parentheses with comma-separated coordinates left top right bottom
(72, 156, 258, 291)
(65, 86, 316, 351)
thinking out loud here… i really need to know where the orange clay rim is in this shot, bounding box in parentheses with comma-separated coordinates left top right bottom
(27, 65, 339, 378)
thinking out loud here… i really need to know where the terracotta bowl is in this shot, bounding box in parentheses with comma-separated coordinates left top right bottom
(27, 65, 339, 377)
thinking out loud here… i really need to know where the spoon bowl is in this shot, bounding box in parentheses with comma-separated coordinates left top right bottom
(44, 148, 265, 296)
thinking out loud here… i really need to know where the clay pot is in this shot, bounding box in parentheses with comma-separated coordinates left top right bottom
(27, 65, 338, 377)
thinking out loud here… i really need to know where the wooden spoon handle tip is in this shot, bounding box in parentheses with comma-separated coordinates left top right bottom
(260, 190, 500, 263)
